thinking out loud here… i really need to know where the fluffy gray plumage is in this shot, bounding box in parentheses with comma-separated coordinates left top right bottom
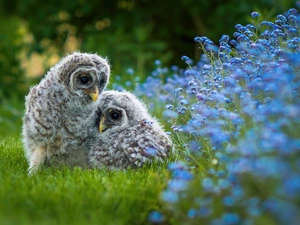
(89, 90, 172, 170)
(22, 52, 110, 174)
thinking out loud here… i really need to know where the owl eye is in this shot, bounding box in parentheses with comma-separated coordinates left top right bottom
(110, 111, 121, 120)
(80, 76, 90, 84)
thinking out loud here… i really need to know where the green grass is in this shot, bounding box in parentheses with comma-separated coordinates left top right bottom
(0, 137, 170, 225)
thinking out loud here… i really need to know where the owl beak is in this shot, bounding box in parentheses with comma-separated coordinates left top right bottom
(99, 116, 107, 133)
(85, 87, 99, 102)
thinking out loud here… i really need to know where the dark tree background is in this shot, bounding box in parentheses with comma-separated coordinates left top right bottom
(0, 0, 295, 99)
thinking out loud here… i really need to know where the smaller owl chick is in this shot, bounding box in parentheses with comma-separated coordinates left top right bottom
(89, 90, 172, 170)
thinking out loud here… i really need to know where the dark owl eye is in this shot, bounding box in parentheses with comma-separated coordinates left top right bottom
(110, 111, 121, 120)
(80, 76, 90, 84)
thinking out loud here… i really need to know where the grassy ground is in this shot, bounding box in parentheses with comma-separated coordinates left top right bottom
(0, 137, 170, 225)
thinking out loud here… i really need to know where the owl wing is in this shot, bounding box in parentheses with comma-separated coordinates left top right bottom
(126, 120, 172, 167)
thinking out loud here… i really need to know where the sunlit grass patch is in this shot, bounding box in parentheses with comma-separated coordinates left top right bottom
(0, 138, 170, 225)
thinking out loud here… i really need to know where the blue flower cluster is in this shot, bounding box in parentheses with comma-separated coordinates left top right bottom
(134, 8, 300, 225)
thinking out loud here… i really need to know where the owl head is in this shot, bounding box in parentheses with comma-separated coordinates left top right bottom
(51, 52, 110, 103)
(95, 90, 153, 134)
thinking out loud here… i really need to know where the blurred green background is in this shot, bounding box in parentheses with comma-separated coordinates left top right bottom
(0, 0, 295, 137)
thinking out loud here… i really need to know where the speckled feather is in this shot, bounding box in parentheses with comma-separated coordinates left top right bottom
(88, 90, 172, 170)
(22, 52, 110, 173)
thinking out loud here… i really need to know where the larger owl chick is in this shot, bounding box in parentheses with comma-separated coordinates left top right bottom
(89, 90, 172, 170)
(22, 52, 110, 174)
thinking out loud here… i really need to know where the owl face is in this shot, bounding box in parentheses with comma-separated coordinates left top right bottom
(98, 105, 129, 133)
(57, 52, 110, 103)
(70, 66, 101, 102)
(95, 91, 145, 134)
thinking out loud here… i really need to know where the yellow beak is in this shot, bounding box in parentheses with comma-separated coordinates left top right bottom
(85, 87, 99, 102)
(99, 116, 107, 133)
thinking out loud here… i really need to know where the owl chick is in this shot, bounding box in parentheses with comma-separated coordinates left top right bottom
(22, 52, 110, 174)
(88, 90, 172, 170)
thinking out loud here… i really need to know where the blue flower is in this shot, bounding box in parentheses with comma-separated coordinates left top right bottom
(168, 161, 188, 171)
(221, 213, 240, 225)
(172, 169, 193, 180)
(154, 59, 161, 66)
(125, 81, 132, 87)
(181, 55, 190, 61)
(163, 110, 178, 119)
(145, 147, 157, 157)
(223, 196, 235, 206)
(199, 207, 212, 217)
(148, 211, 164, 223)
(126, 68, 134, 75)
(283, 175, 300, 198)
(187, 209, 197, 218)
(202, 178, 214, 190)
(168, 179, 188, 191)
(132, 7, 300, 224)
(161, 190, 179, 203)
(219, 34, 230, 44)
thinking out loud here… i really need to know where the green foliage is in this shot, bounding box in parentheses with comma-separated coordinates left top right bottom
(0, 13, 28, 137)
(0, 97, 24, 138)
(82, 23, 172, 83)
(0, 14, 28, 100)
(0, 138, 170, 225)
(1, 0, 296, 78)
